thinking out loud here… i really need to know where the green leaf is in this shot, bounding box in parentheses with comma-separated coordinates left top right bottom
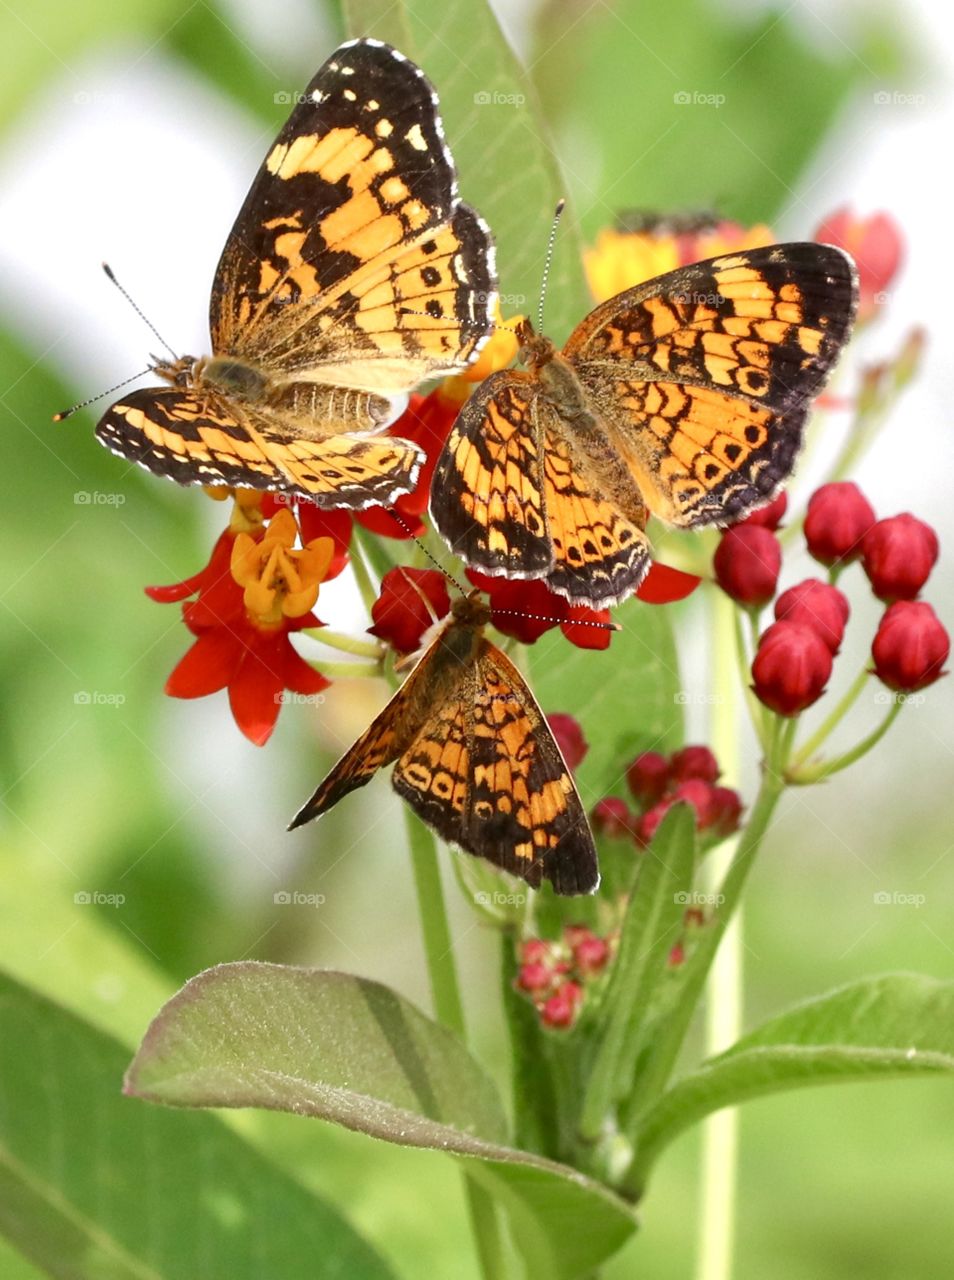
(531, 0, 909, 231)
(127, 962, 638, 1277)
(0, 971, 395, 1280)
(341, 0, 590, 341)
(530, 595, 683, 811)
(578, 805, 696, 1141)
(633, 973, 954, 1183)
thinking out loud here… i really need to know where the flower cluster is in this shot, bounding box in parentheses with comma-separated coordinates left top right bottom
(592, 744, 742, 848)
(515, 926, 614, 1030)
(713, 481, 947, 718)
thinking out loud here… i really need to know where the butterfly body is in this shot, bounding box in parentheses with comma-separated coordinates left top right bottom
(433, 243, 857, 607)
(94, 38, 496, 508)
(290, 590, 599, 896)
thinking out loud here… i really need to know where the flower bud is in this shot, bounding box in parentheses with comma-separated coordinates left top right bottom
(669, 744, 720, 784)
(541, 981, 583, 1030)
(369, 567, 450, 653)
(713, 526, 781, 607)
(635, 797, 674, 847)
(625, 751, 670, 803)
(775, 578, 850, 654)
(573, 934, 611, 976)
(708, 786, 744, 838)
(591, 797, 635, 839)
(804, 482, 875, 566)
(752, 620, 833, 716)
(670, 779, 718, 827)
(872, 601, 949, 692)
(516, 962, 552, 994)
(814, 207, 903, 319)
(547, 713, 588, 771)
(734, 490, 787, 530)
(861, 514, 939, 602)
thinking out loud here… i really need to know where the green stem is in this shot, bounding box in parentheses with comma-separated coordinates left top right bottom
(789, 700, 902, 784)
(732, 608, 768, 751)
(789, 668, 870, 769)
(695, 586, 744, 1280)
(401, 809, 507, 1278)
(310, 660, 382, 680)
(348, 529, 381, 615)
(305, 628, 383, 658)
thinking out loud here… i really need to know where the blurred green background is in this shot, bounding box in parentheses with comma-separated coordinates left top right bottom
(1, 0, 952, 1276)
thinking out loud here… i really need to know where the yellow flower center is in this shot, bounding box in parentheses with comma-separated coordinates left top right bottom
(230, 508, 333, 628)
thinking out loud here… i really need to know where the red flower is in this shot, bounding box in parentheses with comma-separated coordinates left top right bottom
(633, 561, 701, 604)
(872, 601, 949, 692)
(752, 620, 833, 717)
(626, 751, 670, 803)
(733, 490, 787, 531)
(814, 208, 903, 319)
(464, 570, 613, 650)
(369, 567, 451, 654)
(547, 713, 589, 771)
(541, 981, 583, 1030)
(669, 744, 720, 785)
(775, 579, 850, 655)
(804, 482, 876, 566)
(147, 502, 334, 746)
(713, 526, 782, 607)
(861, 514, 939, 602)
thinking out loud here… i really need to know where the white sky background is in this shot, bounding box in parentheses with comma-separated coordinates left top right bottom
(0, 0, 950, 882)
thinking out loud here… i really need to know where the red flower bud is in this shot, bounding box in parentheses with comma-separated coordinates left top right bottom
(713, 526, 781, 607)
(872, 601, 949, 692)
(547, 713, 588, 771)
(804, 482, 876, 566)
(669, 744, 720, 784)
(814, 208, 903, 318)
(861, 514, 939, 602)
(625, 750, 670, 803)
(635, 796, 675, 847)
(708, 786, 744, 838)
(671, 779, 718, 827)
(520, 939, 550, 966)
(369, 567, 450, 654)
(591, 797, 635, 839)
(516, 962, 552, 994)
(734, 490, 788, 530)
(572, 933, 611, 975)
(751, 620, 833, 716)
(541, 981, 583, 1029)
(775, 578, 850, 654)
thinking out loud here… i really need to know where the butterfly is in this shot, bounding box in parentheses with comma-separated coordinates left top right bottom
(94, 38, 496, 509)
(431, 243, 857, 607)
(289, 591, 599, 896)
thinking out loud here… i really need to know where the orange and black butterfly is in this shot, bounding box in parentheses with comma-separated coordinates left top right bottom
(290, 591, 599, 896)
(432, 244, 857, 607)
(94, 38, 496, 509)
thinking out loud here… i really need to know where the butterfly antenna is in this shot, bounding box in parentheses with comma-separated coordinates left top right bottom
(537, 198, 566, 334)
(493, 607, 620, 634)
(102, 262, 178, 361)
(384, 509, 469, 595)
(52, 367, 152, 422)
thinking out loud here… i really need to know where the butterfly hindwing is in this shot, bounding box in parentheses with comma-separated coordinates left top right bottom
(393, 636, 598, 893)
(97, 387, 422, 506)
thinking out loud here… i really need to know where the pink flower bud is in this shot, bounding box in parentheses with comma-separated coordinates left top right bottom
(861, 514, 939, 602)
(872, 601, 949, 692)
(752, 620, 833, 716)
(591, 797, 635, 839)
(713, 526, 781, 607)
(625, 751, 670, 803)
(669, 744, 720, 784)
(541, 981, 583, 1029)
(775, 578, 850, 654)
(547, 712, 589, 771)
